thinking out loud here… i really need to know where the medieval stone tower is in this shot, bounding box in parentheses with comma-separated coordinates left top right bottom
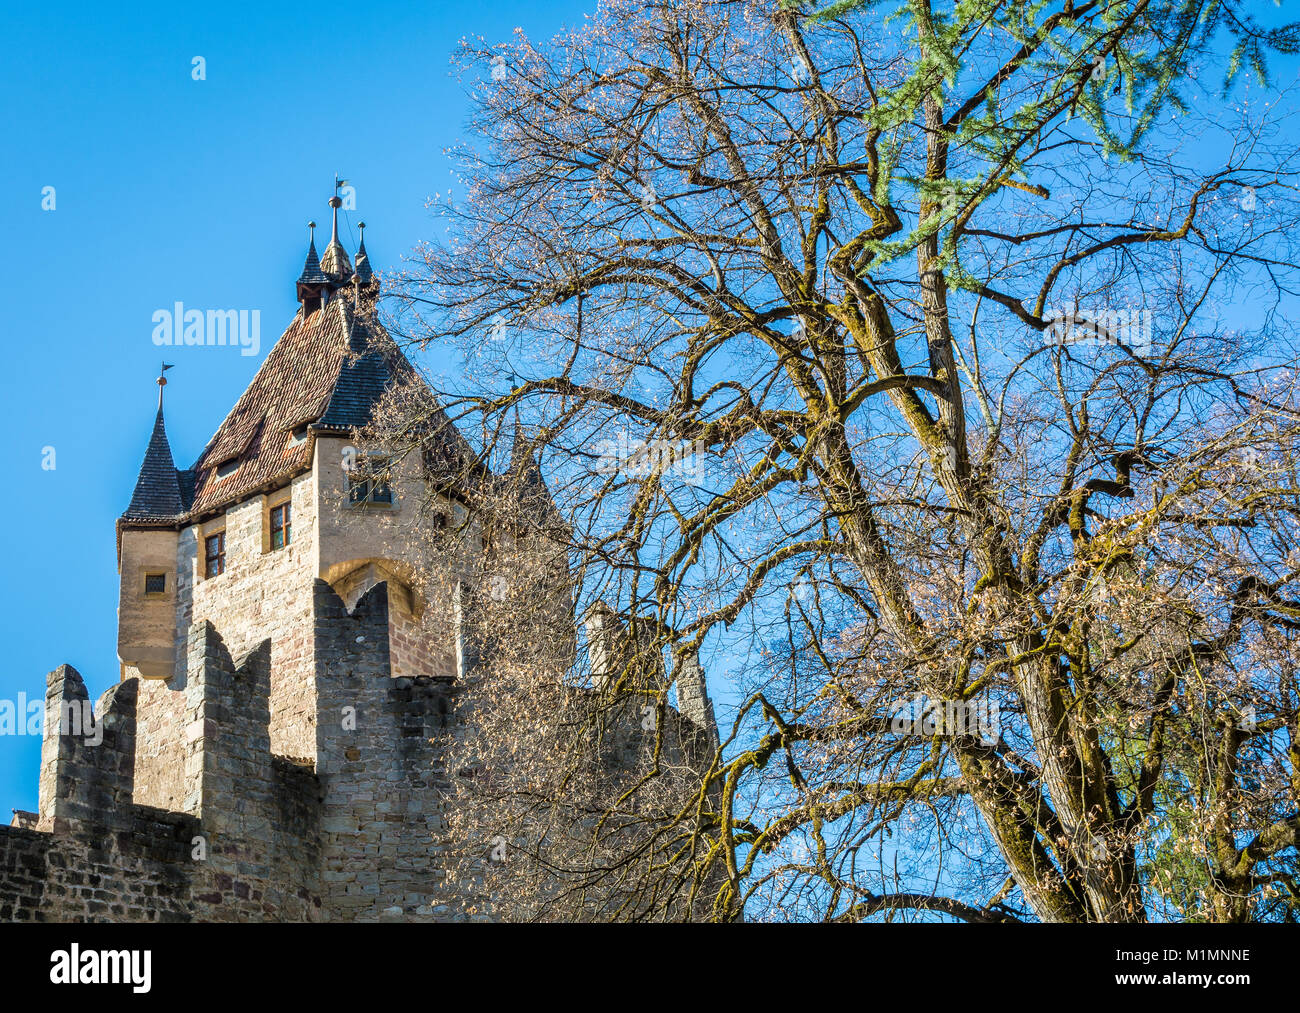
(0, 190, 720, 923)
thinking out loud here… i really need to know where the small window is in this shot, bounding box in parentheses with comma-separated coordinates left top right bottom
(205, 532, 226, 577)
(270, 502, 291, 549)
(347, 457, 393, 505)
(144, 573, 166, 595)
(215, 459, 239, 480)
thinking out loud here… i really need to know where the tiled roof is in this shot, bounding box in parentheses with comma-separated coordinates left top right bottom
(320, 239, 352, 278)
(314, 299, 408, 430)
(182, 289, 483, 519)
(187, 295, 394, 516)
(122, 409, 185, 522)
(177, 469, 197, 512)
(315, 346, 395, 431)
(297, 239, 329, 287)
(119, 213, 564, 532)
(120, 292, 481, 527)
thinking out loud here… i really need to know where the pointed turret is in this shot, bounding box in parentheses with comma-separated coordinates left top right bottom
(122, 367, 185, 522)
(297, 221, 330, 308)
(504, 414, 567, 533)
(320, 195, 353, 278)
(117, 366, 188, 680)
(353, 221, 375, 288)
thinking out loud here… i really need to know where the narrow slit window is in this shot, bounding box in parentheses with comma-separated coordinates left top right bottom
(270, 502, 291, 549)
(205, 532, 226, 577)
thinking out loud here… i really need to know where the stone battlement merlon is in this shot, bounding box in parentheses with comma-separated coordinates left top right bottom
(38, 665, 137, 835)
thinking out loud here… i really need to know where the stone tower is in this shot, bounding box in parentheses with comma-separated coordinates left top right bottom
(0, 188, 719, 922)
(114, 194, 547, 807)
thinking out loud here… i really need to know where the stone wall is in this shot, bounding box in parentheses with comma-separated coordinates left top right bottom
(5, 663, 200, 921)
(1, 630, 325, 923)
(182, 622, 323, 920)
(123, 432, 574, 799)
(314, 580, 489, 921)
(131, 677, 188, 811)
(178, 469, 321, 763)
(129, 468, 320, 807)
(117, 528, 182, 680)
(10, 465, 719, 924)
(0, 582, 500, 923)
(0, 812, 198, 922)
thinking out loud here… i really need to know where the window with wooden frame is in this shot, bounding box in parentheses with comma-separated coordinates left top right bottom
(270, 502, 291, 549)
(204, 531, 226, 577)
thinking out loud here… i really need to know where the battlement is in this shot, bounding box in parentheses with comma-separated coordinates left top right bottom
(37, 665, 137, 834)
(1, 663, 200, 921)
(1, 580, 511, 922)
(313, 579, 481, 919)
(3, 582, 718, 923)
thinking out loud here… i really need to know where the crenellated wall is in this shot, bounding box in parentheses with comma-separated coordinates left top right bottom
(181, 622, 323, 920)
(2, 664, 198, 921)
(1, 621, 328, 923)
(1, 581, 503, 922)
(314, 580, 490, 920)
(3, 579, 718, 923)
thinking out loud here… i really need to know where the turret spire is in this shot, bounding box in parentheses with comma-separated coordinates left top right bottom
(354, 221, 375, 287)
(320, 186, 353, 278)
(123, 368, 184, 521)
(297, 220, 330, 306)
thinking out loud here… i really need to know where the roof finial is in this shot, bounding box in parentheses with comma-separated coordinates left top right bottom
(321, 180, 353, 278)
(156, 362, 174, 411)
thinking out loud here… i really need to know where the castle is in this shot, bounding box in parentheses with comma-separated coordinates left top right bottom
(0, 191, 718, 922)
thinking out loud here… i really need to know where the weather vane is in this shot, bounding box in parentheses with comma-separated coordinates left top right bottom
(157, 361, 174, 408)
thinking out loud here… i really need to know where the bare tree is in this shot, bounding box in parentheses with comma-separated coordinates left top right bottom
(370, 0, 1300, 921)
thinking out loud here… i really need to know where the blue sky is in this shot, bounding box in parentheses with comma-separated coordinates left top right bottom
(0, 0, 591, 812)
